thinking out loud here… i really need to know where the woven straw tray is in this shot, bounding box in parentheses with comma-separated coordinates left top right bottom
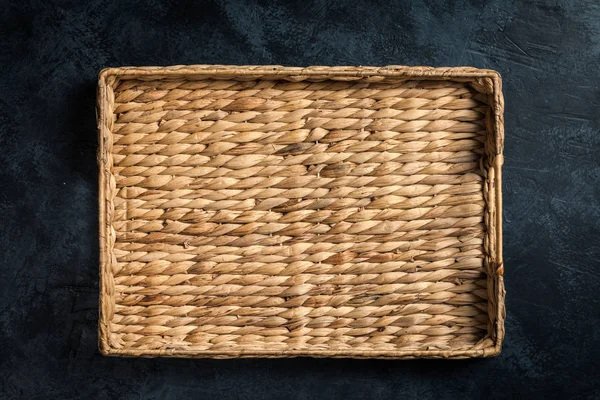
(97, 65, 505, 359)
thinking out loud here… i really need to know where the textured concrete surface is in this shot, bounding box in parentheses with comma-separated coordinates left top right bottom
(1, 0, 599, 398)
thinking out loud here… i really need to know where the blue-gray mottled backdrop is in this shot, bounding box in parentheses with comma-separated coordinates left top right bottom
(1, 0, 599, 399)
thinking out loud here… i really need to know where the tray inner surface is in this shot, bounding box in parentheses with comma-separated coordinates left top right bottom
(106, 76, 495, 354)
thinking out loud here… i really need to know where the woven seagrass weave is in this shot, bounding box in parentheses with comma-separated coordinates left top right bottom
(97, 65, 505, 359)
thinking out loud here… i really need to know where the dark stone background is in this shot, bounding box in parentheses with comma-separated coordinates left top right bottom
(1, 0, 599, 398)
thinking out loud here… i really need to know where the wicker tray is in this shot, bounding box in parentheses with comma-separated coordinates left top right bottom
(97, 65, 505, 359)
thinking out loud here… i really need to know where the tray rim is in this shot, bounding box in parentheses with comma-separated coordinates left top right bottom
(97, 65, 505, 359)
